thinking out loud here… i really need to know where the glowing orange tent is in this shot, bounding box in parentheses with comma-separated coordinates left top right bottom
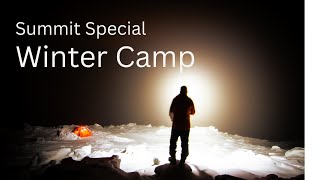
(72, 126, 92, 137)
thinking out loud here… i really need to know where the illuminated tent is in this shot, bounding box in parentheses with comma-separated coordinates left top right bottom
(72, 126, 92, 137)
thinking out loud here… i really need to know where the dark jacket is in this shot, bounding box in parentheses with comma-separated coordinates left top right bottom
(169, 94, 195, 130)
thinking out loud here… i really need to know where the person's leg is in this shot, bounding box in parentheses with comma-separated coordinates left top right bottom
(169, 129, 179, 164)
(180, 130, 190, 166)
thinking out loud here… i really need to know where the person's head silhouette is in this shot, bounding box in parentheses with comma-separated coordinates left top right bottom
(180, 86, 188, 95)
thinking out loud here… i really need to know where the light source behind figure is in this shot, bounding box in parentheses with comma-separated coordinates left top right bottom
(161, 69, 221, 125)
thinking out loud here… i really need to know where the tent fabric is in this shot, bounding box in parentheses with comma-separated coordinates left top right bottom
(72, 126, 92, 137)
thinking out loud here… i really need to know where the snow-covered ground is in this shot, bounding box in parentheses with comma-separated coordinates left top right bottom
(12, 123, 304, 179)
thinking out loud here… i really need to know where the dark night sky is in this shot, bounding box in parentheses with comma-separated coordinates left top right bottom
(6, 1, 304, 144)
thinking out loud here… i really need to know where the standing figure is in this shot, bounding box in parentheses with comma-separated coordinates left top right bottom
(169, 86, 195, 167)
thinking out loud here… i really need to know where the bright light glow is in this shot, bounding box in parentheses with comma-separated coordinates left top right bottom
(161, 69, 220, 124)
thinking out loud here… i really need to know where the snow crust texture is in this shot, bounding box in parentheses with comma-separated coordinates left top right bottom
(15, 123, 304, 179)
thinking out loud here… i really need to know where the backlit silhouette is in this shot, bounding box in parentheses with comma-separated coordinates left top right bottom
(168, 86, 195, 167)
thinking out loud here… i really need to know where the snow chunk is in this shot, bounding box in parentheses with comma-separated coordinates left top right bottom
(285, 147, 304, 158)
(90, 150, 115, 158)
(68, 145, 92, 161)
(39, 148, 72, 165)
(61, 132, 80, 140)
(271, 146, 282, 151)
(94, 123, 102, 127)
(57, 125, 80, 140)
(92, 123, 104, 130)
(127, 123, 136, 127)
(209, 126, 219, 132)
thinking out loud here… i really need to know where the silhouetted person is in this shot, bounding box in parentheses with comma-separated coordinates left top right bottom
(169, 86, 195, 167)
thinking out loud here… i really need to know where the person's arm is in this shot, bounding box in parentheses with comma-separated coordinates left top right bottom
(189, 100, 195, 115)
(169, 99, 175, 121)
(169, 112, 174, 121)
